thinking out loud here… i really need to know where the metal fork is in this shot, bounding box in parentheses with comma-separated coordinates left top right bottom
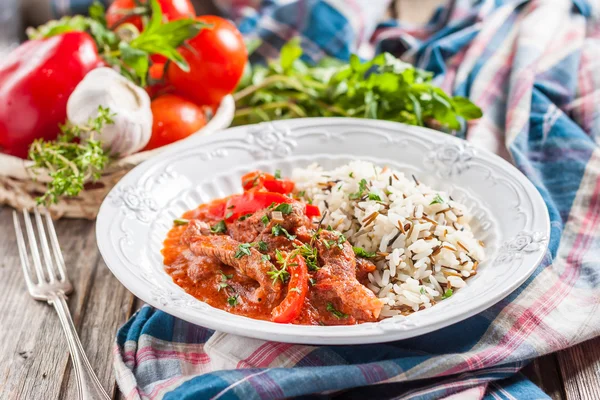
(13, 208, 111, 400)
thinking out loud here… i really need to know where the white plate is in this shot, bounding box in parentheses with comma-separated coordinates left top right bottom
(96, 118, 550, 345)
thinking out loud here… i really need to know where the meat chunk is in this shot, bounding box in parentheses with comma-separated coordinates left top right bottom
(181, 220, 211, 244)
(227, 209, 270, 243)
(313, 230, 382, 322)
(187, 234, 281, 305)
(355, 257, 377, 285)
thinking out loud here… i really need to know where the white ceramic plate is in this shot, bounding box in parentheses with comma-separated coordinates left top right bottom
(96, 118, 550, 344)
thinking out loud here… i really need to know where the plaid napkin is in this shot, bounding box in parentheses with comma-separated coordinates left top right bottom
(113, 0, 600, 399)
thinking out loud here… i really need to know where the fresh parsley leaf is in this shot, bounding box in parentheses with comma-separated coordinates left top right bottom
(326, 302, 348, 319)
(430, 194, 444, 205)
(441, 289, 453, 299)
(349, 179, 368, 200)
(420, 287, 426, 295)
(349, 172, 354, 178)
(368, 192, 382, 201)
(261, 254, 271, 262)
(210, 220, 227, 233)
(274, 169, 282, 179)
(274, 203, 293, 215)
(225, 211, 233, 219)
(227, 295, 239, 306)
(234, 243, 252, 259)
(239, 213, 253, 221)
(257, 241, 268, 251)
(352, 246, 376, 258)
(337, 234, 346, 249)
(173, 218, 189, 226)
(219, 271, 233, 281)
(261, 214, 270, 225)
(326, 225, 333, 231)
(217, 282, 229, 291)
(271, 224, 296, 240)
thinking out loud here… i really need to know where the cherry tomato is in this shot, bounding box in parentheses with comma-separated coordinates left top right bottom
(271, 255, 308, 323)
(106, 0, 196, 31)
(224, 192, 293, 222)
(241, 171, 295, 194)
(166, 16, 247, 106)
(144, 94, 207, 150)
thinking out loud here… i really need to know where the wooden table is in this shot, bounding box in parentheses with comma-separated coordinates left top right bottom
(0, 205, 599, 399)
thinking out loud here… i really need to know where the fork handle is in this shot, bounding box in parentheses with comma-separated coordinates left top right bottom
(49, 292, 111, 400)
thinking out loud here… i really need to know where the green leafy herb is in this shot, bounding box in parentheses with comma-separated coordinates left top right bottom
(352, 246, 376, 258)
(267, 249, 291, 283)
(225, 211, 233, 219)
(271, 224, 296, 240)
(441, 289, 454, 299)
(337, 234, 347, 249)
(260, 214, 270, 225)
(326, 225, 333, 231)
(309, 277, 316, 286)
(420, 287, 426, 295)
(349, 172, 354, 178)
(234, 243, 253, 259)
(227, 295, 239, 306)
(349, 179, 368, 200)
(28, 106, 114, 204)
(239, 213, 253, 221)
(274, 203, 293, 215)
(220, 271, 233, 281)
(173, 218, 189, 226)
(218, 282, 229, 291)
(293, 242, 319, 271)
(233, 40, 482, 131)
(326, 302, 348, 319)
(297, 191, 305, 197)
(210, 220, 227, 233)
(261, 254, 271, 262)
(368, 192, 382, 201)
(274, 169, 282, 179)
(257, 241, 269, 252)
(430, 194, 445, 205)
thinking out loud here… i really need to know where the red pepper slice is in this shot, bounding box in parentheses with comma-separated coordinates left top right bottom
(271, 255, 308, 323)
(305, 204, 321, 218)
(224, 191, 293, 222)
(241, 171, 295, 194)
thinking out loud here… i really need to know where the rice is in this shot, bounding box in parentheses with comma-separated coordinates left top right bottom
(292, 161, 485, 317)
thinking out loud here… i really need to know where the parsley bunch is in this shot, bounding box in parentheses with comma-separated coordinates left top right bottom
(233, 39, 482, 130)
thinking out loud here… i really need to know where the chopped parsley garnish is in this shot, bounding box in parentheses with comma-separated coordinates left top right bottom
(210, 220, 227, 233)
(267, 249, 291, 283)
(218, 282, 229, 291)
(326, 302, 348, 319)
(309, 277, 316, 286)
(234, 243, 252, 259)
(257, 241, 268, 251)
(227, 295, 239, 306)
(219, 271, 233, 281)
(353, 246, 376, 258)
(271, 224, 296, 240)
(225, 211, 233, 219)
(430, 194, 445, 205)
(239, 213, 253, 221)
(349, 179, 368, 200)
(349, 172, 354, 178)
(293, 242, 319, 271)
(326, 225, 333, 231)
(261, 254, 271, 262)
(420, 287, 426, 295)
(217, 271, 233, 291)
(367, 192, 382, 201)
(274, 169, 282, 179)
(268, 202, 277, 209)
(441, 288, 453, 299)
(173, 218, 189, 226)
(297, 190, 305, 197)
(274, 203, 293, 215)
(260, 214, 270, 225)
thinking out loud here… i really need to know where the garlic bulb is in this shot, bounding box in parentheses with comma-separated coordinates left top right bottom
(67, 67, 152, 156)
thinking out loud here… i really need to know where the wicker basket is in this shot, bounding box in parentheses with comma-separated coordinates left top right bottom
(0, 95, 235, 219)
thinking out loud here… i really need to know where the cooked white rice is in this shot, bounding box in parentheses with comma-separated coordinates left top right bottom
(292, 161, 485, 317)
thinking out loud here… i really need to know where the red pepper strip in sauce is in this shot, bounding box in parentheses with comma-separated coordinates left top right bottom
(241, 171, 295, 194)
(224, 191, 293, 222)
(271, 255, 308, 323)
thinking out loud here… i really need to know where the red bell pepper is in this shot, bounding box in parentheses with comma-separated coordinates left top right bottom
(0, 32, 103, 158)
(271, 255, 308, 323)
(305, 204, 321, 218)
(224, 191, 293, 222)
(241, 171, 295, 194)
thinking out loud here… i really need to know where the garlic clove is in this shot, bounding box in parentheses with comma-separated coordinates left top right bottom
(67, 67, 153, 157)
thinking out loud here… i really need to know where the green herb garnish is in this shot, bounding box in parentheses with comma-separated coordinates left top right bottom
(352, 246, 376, 258)
(349, 179, 368, 200)
(227, 295, 239, 306)
(267, 249, 291, 283)
(234, 243, 252, 259)
(274, 169, 282, 179)
(274, 203, 293, 215)
(271, 224, 296, 240)
(260, 214, 270, 225)
(441, 289, 453, 299)
(367, 192, 382, 201)
(257, 241, 269, 251)
(225, 211, 233, 219)
(430, 194, 445, 205)
(210, 220, 227, 233)
(173, 218, 189, 226)
(326, 302, 348, 319)
(239, 213, 253, 221)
